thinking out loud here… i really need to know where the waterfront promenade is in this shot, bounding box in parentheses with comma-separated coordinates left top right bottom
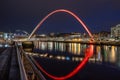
(0, 47, 20, 80)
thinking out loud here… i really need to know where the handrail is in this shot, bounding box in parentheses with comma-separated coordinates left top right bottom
(28, 55, 46, 80)
(22, 50, 46, 80)
(16, 44, 28, 80)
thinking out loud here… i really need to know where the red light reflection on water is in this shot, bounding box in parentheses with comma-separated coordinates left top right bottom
(34, 45, 93, 80)
(30, 9, 94, 80)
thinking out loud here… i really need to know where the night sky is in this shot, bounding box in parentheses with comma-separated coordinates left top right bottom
(0, 0, 120, 34)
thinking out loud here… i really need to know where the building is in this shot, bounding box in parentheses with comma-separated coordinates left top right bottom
(111, 24, 120, 39)
(0, 32, 4, 38)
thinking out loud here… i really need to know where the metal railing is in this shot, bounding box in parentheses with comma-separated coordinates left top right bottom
(22, 51, 46, 80)
(16, 44, 28, 80)
(15, 42, 46, 80)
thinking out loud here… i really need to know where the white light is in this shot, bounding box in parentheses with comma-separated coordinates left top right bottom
(66, 56, 70, 60)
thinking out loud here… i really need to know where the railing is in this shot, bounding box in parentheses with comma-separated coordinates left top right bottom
(16, 42, 46, 80)
(16, 44, 28, 80)
(22, 51, 46, 80)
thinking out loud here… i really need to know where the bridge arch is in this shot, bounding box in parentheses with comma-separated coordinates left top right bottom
(28, 9, 93, 39)
(28, 9, 94, 80)
(15, 30, 29, 36)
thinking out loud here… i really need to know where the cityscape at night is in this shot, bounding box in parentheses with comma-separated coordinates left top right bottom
(0, 0, 120, 80)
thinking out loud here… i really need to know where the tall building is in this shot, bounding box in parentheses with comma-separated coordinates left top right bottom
(111, 24, 120, 38)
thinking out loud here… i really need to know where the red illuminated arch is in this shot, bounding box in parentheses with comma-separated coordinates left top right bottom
(28, 9, 93, 39)
(28, 9, 94, 80)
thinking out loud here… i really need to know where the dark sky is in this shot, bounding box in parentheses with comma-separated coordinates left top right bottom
(0, 0, 120, 34)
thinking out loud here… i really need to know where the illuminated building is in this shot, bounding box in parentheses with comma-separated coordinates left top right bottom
(111, 24, 120, 38)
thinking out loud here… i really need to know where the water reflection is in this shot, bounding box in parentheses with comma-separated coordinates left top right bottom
(117, 47, 120, 67)
(33, 41, 120, 68)
(110, 46, 116, 63)
(34, 41, 88, 55)
(47, 42, 53, 51)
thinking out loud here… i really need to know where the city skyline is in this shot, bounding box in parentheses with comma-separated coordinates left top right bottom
(0, 0, 120, 34)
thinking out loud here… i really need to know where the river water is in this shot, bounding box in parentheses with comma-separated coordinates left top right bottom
(32, 41, 120, 80)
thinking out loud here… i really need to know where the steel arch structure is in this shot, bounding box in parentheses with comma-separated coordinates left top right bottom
(28, 9, 93, 39)
(28, 9, 94, 80)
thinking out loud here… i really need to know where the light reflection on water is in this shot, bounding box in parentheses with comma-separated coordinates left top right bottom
(34, 41, 120, 68)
